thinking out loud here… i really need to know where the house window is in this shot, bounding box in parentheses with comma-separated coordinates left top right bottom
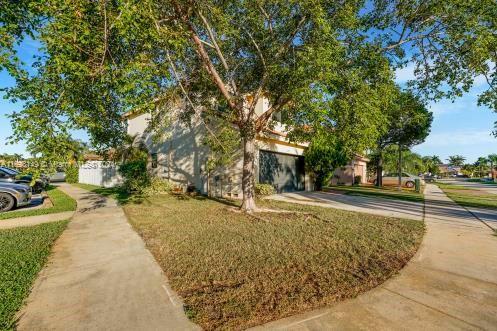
(151, 153, 158, 168)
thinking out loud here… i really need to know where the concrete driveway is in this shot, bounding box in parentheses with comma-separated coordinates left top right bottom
(253, 184, 497, 330)
(267, 190, 424, 221)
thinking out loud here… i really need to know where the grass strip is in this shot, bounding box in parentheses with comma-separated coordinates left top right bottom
(0, 220, 69, 330)
(437, 183, 497, 210)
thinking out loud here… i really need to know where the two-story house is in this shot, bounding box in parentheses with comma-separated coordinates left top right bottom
(125, 98, 315, 197)
(124, 97, 369, 197)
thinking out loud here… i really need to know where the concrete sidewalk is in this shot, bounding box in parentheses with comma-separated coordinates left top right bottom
(17, 183, 198, 331)
(253, 184, 497, 330)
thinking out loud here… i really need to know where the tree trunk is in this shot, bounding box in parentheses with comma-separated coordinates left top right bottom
(376, 149, 383, 187)
(398, 145, 402, 191)
(240, 135, 256, 212)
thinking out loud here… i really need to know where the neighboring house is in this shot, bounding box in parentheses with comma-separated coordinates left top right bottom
(330, 155, 369, 186)
(438, 164, 462, 177)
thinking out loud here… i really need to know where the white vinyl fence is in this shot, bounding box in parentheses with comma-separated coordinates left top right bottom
(78, 161, 123, 188)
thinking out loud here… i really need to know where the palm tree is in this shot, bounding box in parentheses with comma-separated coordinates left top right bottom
(112, 134, 149, 163)
(431, 155, 442, 165)
(475, 157, 489, 178)
(447, 155, 466, 167)
(422, 155, 442, 175)
(488, 154, 497, 181)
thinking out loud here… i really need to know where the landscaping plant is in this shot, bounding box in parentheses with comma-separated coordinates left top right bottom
(254, 183, 276, 196)
(65, 165, 79, 184)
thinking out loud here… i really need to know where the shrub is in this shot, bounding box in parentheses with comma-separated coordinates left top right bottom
(119, 160, 150, 193)
(65, 165, 79, 183)
(354, 175, 362, 185)
(255, 183, 276, 196)
(142, 177, 173, 196)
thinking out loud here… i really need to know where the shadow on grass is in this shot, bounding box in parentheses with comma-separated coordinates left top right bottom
(79, 186, 142, 205)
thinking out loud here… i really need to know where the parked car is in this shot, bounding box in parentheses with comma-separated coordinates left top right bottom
(423, 175, 437, 183)
(0, 182, 32, 212)
(374, 172, 425, 188)
(0, 166, 48, 194)
(50, 167, 66, 182)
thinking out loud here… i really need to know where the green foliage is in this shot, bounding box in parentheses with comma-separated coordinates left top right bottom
(65, 165, 79, 184)
(254, 183, 276, 196)
(112, 135, 149, 163)
(447, 155, 466, 167)
(378, 90, 433, 149)
(371, 146, 426, 175)
(0, 186, 76, 220)
(422, 155, 442, 175)
(0, 220, 68, 330)
(142, 177, 172, 196)
(119, 160, 150, 194)
(304, 132, 350, 190)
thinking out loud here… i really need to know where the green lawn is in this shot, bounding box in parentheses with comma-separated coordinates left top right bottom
(71, 183, 131, 204)
(0, 186, 76, 220)
(124, 195, 424, 330)
(467, 178, 497, 185)
(437, 183, 497, 210)
(0, 220, 69, 330)
(325, 185, 424, 203)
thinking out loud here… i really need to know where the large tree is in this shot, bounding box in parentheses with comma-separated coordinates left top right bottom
(374, 90, 432, 187)
(2, 0, 497, 211)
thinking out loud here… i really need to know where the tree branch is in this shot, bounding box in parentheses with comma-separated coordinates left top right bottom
(275, 15, 306, 58)
(172, 1, 237, 112)
(255, 96, 291, 131)
(165, 50, 230, 152)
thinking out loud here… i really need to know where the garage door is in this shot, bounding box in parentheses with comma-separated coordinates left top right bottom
(259, 150, 305, 193)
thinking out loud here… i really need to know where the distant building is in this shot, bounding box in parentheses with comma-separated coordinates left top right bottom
(438, 164, 462, 176)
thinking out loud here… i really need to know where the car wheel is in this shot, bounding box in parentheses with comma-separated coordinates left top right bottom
(405, 181, 415, 188)
(0, 193, 15, 212)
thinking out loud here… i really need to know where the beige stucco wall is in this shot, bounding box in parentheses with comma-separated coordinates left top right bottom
(331, 159, 368, 186)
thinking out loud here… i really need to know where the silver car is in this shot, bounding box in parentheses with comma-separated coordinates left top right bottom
(0, 182, 32, 212)
(380, 172, 425, 188)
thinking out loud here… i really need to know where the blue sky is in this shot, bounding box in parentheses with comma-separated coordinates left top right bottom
(1, 41, 496, 163)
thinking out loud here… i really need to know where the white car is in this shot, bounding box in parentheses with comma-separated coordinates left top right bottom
(376, 172, 425, 188)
